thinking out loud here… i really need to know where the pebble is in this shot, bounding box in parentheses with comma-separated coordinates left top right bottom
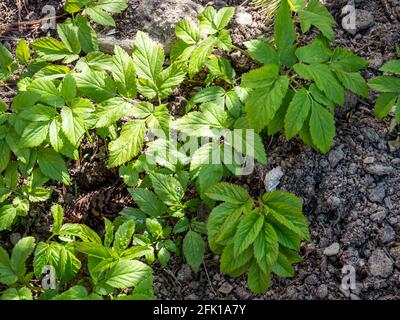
(323, 243, 341, 256)
(235, 11, 253, 26)
(264, 167, 284, 192)
(218, 282, 233, 295)
(363, 156, 375, 164)
(389, 246, 400, 268)
(10, 233, 21, 246)
(316, 284, 329, 299)
(365, 165, 394, 176)
(368, 184, 386, 203)
(177, 264, 193, 282)
(368, 249, 393, 278)
(379, 225, 396, 244)
(328, 148, 345, 167)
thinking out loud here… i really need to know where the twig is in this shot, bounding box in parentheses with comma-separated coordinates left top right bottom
(381, 0, 397, 22)
(203, 261, 217, 296)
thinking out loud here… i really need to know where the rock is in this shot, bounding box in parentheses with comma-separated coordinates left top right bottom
(264, 167, 284, 192)
(342, 9, 374, 35)
(133, 0, 203, 52)
(98, 36, 135, 55)
(10, 233, 21, 246)
(218, 282, 233, 294)
(363, 157, 375, 164)
(389, 246, 400, 268)
(324, 243, 341, 256)
(350, 293, 361, 300)
(235, 11, 252, 26)
(234, 287, 251, 299)
(328, 147, 345, 167)
(368, 53, 384, 69)
(186, 293, 198, 300)
(177, 264, 193, 282)
(368, 249, 393, 278)
(368, 184, 386, 203)
(316, 284, 328, 299)
(305, 274, 319, 285)
(327, 196, 342, 210)
(379, 225, 396, 244)
(365, 165, 395, 176)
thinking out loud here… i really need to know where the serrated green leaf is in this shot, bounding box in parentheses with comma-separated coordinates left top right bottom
(206, 182, 250, 204)
(60, 74, 77, 103)
(19, 121, 50, 148)
(380, 60, 400, 75)
(112, 46, 137, 98)
(262, 191, 309, 240)
(31, 37, 70, 62)
(0, 246, 17, 285)
(247, 262, 270, 294)
(75, 14, 99, 53)
(57, 19, 81, 54)
(51, 204, 63, 234)
(214, 7, 235, 30)
(16, 39, 30, 64)
(183, 231, 205, 272)
(189, 36, 216, 78)
(220, 243, 252, 276)
(10, 237, 35, 278)
(149, 172, 184, 206)
(1, 287, 32, 300)
(133, 31, 165, 83)
(105, 259, 152, 289)
(114, 220, 135, 254)
(27, 79, 64, 107)
(233, 210, 264, 256)
(176, 19, 200, 45)
(74, 70, 116, 102)
(309, 101, 335, 153)
(108, 120, 146, 167)
(374, 92, 398, 119)
(246, 75, 289, 132)
(128, 188, 167, 217)
(285, 88, 311, 140)
(368, 76, 400, 93)
(294, 63, 344, 105)
(38, 148, 71, 185)
(298, 0, 336, 41)
(241, 64, 279, 89)
(253, 224, 279, 273)
(244, 39, 279, 66)
(333, 69, 369, 98)
(85, 6, 115, 26)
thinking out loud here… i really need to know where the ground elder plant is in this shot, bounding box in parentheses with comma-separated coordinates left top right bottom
(0, 0, 376, 299)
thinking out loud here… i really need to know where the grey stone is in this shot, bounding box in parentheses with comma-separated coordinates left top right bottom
(379, 225, 396, 244)
(368, 249, 393, 278)
(363, 157, 375, 164)
(218, 282, 233, 294)
(10, 233, 21, 246)
(342, 9, 374, 35)
(177, 264, 193, 282)
(133, 0, 203, 52)
(389, 246, 400, 268)
(324, 243, 341, 256)
(365, 165, 395, 176)
(234, 287, 251, 299)
(305, 274, 319, 285)
(328, 148, 345, 167)
(98, 36, 135, 55)
(368, 184, 386, 203)
(316, 284, 329, 299)
(264, 167, 284, 192)
(235, 11, 252, 26)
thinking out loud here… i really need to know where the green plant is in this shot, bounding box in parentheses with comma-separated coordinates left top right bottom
(240, 0, 369, 153)
(368, 60, 400, 124)
(0, 0, 374, 298)
(64, 0, 128, 27)
(206, 183, 309, 293)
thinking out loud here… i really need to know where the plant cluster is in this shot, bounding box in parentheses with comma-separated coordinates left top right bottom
(0, 0, 396, 299)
